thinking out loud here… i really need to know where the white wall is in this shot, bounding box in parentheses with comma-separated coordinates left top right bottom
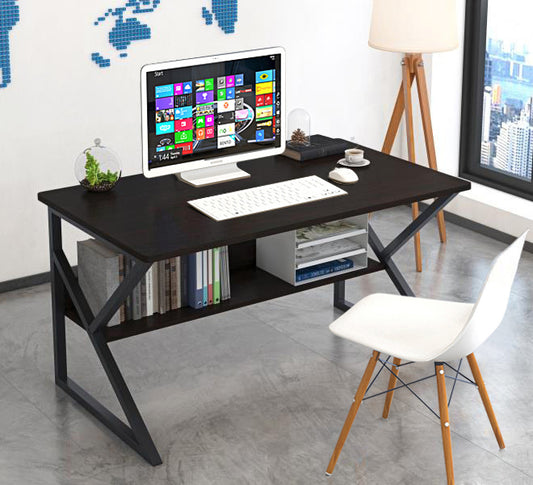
(430, 0, 533, 242)
(0, 0, 402, 282)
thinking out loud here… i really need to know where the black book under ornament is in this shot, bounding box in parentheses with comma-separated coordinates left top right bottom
(283, 134, 353, 161)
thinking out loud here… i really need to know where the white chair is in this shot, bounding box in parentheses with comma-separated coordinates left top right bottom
(325, 231, 528, 484)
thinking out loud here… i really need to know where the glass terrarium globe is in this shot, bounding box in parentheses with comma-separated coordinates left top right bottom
(287, 108, 311, 147)
(75, 138, 121, 192)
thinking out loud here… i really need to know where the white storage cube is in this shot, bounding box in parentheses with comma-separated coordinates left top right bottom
(256, 215, 368, 286)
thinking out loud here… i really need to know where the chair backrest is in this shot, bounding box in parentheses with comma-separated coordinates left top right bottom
(437, 231, 528, 361)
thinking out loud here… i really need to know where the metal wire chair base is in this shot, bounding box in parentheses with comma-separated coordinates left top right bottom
(362, 357, 477, 420)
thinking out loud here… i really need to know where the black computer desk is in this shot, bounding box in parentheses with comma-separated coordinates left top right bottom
(38, 145, 470, 465)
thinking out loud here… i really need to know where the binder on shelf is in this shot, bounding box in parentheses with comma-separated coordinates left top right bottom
(220, 246, 231, 301)
(213, 247, 221, 304)
(207, 249, 214, 305)
(187, 252, 203, 309)
(202, 250, 208, 307)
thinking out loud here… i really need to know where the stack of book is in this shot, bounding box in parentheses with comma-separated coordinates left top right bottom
(123, 256, 188, 321)
(78, 240, 231, 323)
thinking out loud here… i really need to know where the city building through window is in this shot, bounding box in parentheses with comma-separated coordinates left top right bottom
(460, 0, 533, 200)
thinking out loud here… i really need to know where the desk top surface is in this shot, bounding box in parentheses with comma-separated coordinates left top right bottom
(38, 145, 470, 262)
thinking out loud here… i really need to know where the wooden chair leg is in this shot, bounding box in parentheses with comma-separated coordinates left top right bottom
(382, 357, 401, 419)
(326, 350, 380, 476)
(436, 363, 454, 485)
(466, 353, 505, 449)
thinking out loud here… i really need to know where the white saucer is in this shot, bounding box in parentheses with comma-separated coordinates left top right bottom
(337, 158, 371, 168)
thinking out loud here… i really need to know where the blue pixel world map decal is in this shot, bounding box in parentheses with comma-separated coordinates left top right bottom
(92, 0, 238, 68)
(0, 0, 20, 88)
(0, 0, 238, 88)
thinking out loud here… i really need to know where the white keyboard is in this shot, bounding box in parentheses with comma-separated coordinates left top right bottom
(188, 175, 347, 221)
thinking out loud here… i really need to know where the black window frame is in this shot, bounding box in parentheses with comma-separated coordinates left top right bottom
(459, 0, 533, 201)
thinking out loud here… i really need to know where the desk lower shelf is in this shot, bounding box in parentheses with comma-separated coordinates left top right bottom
(65, 258, 384, 343)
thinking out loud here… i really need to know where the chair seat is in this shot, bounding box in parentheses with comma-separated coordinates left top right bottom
(329, 293, 474, 362)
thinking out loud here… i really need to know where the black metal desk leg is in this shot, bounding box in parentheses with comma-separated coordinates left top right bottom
(368, 225, 415, 297)
(47, 209, 162, 466)
(48, 211, 67, 384)
(333, 281, 351, 312)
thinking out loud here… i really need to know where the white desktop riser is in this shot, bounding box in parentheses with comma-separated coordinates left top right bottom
(256, 215, 368, 286)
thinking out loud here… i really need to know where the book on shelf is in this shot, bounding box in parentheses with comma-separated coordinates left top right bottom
(145, 265, 153, 317)
(158, 260, 166, 315)
(152, 262, 159, 315)
(140, 275, 147, 318)
(170, 257, 178, 310)
(77, 239, 123, 327)
(176, 257, 182, 309)
(283, 134, 352, 162)
(180, 257, 188, 307)
(164, 259, 171, 312)
(296, 258, 354, 282)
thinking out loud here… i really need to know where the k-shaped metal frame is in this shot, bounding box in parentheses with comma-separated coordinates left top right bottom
(48, 209, 162, 465)
(47, 193, 456, 466)
(333, 194, 457, 310)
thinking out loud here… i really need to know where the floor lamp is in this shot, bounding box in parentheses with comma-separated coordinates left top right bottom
(369, 0, 459, 272)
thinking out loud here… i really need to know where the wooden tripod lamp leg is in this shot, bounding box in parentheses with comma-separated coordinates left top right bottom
(326, 350, 380, 476)
(402, 55, 423, 272)
(435, 363, 455, 485)
(383, 84, 406, 154)
(415, 59, 447, 243)
(466, 353, 505, 449)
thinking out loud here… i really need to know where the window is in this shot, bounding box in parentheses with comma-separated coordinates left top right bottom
(460, 0, 533, 200)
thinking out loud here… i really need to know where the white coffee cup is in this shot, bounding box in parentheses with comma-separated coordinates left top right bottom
(345, 148, 365, 165)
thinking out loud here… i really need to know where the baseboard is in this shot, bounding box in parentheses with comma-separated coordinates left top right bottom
(0, 266, 78, 294)
(0, 271, 51, 294)
(420, 202, 533, 253)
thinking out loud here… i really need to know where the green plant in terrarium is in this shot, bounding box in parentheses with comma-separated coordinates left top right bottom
(75, 138, 122, 192)
(84, 151, 119, 186)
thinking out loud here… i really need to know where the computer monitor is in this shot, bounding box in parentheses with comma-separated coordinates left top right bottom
(141, 47, 285, 186)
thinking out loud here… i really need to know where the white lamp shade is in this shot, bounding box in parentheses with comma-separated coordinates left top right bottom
(369, 0, 459, 53)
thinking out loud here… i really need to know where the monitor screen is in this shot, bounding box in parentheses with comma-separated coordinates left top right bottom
(142, 50, 283, 174)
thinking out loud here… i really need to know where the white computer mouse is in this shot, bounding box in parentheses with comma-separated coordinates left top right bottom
(328, 167, 358, 184)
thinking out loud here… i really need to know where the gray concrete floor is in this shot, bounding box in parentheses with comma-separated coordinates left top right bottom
(0, 206, 532, 484)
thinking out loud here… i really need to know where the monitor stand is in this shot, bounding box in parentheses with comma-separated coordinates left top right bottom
(177, 163, 250, 187)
